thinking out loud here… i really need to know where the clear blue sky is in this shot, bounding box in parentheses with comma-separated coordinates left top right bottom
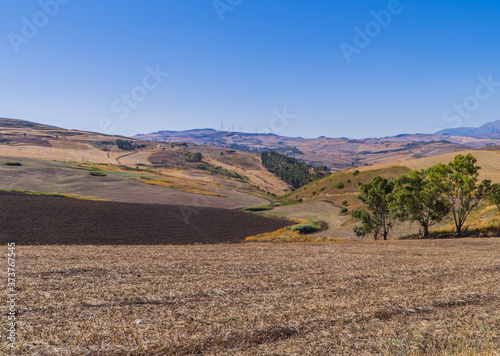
(1, 0, 500, 138)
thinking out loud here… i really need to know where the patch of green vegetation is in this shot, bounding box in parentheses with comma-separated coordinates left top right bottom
(3, 162, 22, 166)
(287, 221, 321, 234)
(89, 171, 107, 177)
(115, 139, 134, 150)
(272, 199, 302, 207)
(242, 206, 274, 212)
(0, 189, 104, 201)
(261, 151, 329, 189)
(185, 151, 203, 162)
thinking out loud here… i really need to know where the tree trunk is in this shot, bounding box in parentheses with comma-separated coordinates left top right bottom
(422, 224, 429, 238)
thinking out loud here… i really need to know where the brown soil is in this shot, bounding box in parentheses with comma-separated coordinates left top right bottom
(0, 191, 292, 245)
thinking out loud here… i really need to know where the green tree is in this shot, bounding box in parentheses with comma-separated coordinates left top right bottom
(115, 139, 134, 150)
(192, 152, 203, 162)
(352, 176, 394, 240)
(429, 154, 491, 235)
(488, 183, 500, 211)
(389, 168, 449, 237)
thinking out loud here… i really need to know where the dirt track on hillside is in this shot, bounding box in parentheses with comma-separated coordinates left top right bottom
(0, 192, 292, 245)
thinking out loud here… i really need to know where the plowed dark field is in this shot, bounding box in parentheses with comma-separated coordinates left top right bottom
(0, 192, 292, 245)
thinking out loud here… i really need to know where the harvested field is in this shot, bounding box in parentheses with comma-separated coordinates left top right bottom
(0, 191, 292, 245)
(4, 239, 500, 355)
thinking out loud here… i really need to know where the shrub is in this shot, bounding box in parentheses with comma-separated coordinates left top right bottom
(342, 200, 349, 206)
(288, 221, 321, 234)
(89, 171, 107, 177)
(242, 206, 273, 212)
(336, 182, 345, 189)
(353, 170, 360, 176)
(186, 152, 203, 162)
(340, 208, 349, 214)
(3, 162, 22, 166)
(320, 187, 326, 191)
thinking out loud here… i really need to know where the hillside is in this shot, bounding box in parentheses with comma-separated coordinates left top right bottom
(253, 148, 500, 239)
(354, 148, 500, 183)
(0, 118, 291, 207)
(134, 128, 500, 170)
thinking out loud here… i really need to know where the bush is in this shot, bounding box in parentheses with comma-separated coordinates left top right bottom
(336, 182, 345, 189)
(3, 162, 22, 166)
(340, 208, 349, 214)
(242, 206, 273, 212)
(342, 200, 349, 206)
(288, 222, 321, 234)
(320, 187, 326, 191)
(89, 171, 107, 177)
(192, 152, 203, 162)
(353, 170, 360, 176)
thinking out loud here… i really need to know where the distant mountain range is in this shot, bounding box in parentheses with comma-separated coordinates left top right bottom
(134, 120, 500, 170)
(435, 120, 500, 138)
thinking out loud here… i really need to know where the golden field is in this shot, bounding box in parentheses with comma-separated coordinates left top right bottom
(4, 239, 500, 355)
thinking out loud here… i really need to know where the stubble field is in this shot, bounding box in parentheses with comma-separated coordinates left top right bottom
(4, 239, 500, 355)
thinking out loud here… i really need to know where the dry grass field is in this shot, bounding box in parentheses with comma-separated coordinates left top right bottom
(5, 239, 500, 355)
(355, 149, 500, 183)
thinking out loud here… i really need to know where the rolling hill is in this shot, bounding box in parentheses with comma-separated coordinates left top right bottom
(256, 147, 500, 239)
(0, 118, 291, 207)
(134, 128, 500, 170)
